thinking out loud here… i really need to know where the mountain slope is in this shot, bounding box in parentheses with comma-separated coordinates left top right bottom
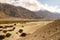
(35, 10, 60, 20)
(0, 11, 11, 18)
(0, 3, 60, 19)
(0, 3, 42, 19)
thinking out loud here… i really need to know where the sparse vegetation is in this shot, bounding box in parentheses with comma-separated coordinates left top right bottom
(18, 29, 23, 33)
(56, 27, 58, 30)
(20, 33, 27, 37)
(9, 25, 13, 27)
(8, 30, 13, 31)
(21, 25, 24, 27)
(8, 27, 15, 31)
(34, 35, 37, 37)
(3, 30, 7, 33)
(13, 27, 15, 30)
(16, 32, 18, 34)
(48, 30, 51, 33)
(4, 26, 10, 27)
(14, 24, 16, 26)
(0, 19, 40, 24)
(6, 33, 11, 37)
(0, 35, 5, 40)
(0, 26, 3, 28)
(0, 30, 2, 31)
(42, 36, 45, 38)
(3, 27, 7, 29)
(3, 25, 13, 29)
(5, 25, 13, 27)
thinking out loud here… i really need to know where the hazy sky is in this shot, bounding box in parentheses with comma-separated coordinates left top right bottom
(0, 0, 60, 13)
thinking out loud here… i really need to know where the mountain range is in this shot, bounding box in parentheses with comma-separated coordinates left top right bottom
(0, 3, 60, 20)
(0, 3, 42, 19)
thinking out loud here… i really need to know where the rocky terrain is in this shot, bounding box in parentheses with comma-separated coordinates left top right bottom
(0, 3, 41, 19)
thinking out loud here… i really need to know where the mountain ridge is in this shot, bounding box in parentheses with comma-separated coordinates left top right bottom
(0, 3, 42, 19)
(0, 3, 60, 20)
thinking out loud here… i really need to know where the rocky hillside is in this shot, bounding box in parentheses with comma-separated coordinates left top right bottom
(35, 10, 60, 20)
(0, 3, 60, 19)
(0, 3, 42, 19)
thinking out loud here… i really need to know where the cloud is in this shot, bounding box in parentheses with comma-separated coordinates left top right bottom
(0, 0, 41, 11)
(0, 0, 60, 13)
(0, 0, 11, 4)
(14, 0, 41, 11)
(18, 0, 60, 13)
(39, 4, 60, 13)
